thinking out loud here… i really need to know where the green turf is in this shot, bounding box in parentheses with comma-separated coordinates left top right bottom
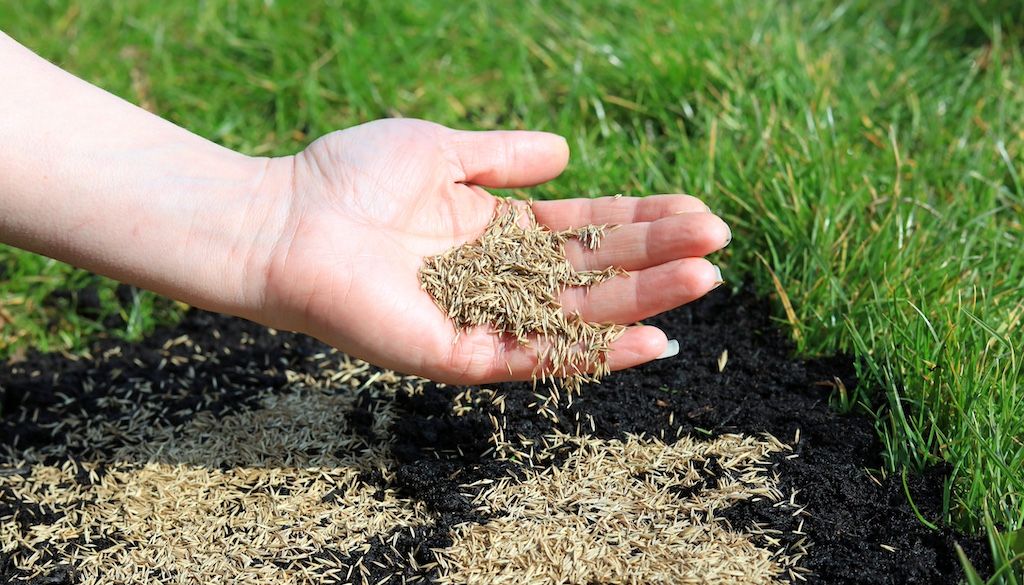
(1, 0, 1022, 574)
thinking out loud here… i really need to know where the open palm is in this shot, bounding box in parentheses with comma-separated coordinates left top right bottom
(261, 119, 729, 384)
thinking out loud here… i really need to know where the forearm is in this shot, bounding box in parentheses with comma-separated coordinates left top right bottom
(0, 32, 290, 318)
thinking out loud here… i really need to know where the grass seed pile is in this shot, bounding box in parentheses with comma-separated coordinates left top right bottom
(420, 203, 624, 394)
(0, 352, 433, 585)
(435, 432, 809, 585)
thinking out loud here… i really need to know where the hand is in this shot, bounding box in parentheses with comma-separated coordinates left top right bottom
(0, 36, 726, 380)
(256, 119, 730, 384)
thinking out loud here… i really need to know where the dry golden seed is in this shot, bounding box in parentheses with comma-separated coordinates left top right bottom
(437, 433, 800, 585)
(420, 202, 625, 397)
(1, 357, 437, 585)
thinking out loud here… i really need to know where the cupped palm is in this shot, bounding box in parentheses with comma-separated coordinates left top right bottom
(262, 118, 728, 384)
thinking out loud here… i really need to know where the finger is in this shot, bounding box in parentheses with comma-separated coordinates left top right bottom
(446, 129, 569, 188)
(605, 325, 672, 371)
(564, 212, 730, 272)
(562, 258, 723, 324)
(458, 325, 671, 384)
(532, 194, 709, 230)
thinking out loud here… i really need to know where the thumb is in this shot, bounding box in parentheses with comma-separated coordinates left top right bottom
(446, 129, 570, 188)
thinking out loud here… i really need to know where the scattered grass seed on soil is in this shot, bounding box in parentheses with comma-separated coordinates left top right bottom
(419, 203, 624, 393)
(0, 290, 990, 584)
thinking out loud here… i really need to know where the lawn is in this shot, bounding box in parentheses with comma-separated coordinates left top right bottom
(1, 0, 1022, 576)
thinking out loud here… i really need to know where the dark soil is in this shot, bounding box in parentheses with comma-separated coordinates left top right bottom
(0, 286, 991, 584)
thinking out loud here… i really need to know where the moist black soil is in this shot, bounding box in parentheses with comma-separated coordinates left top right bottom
(0, 287, 990, 584)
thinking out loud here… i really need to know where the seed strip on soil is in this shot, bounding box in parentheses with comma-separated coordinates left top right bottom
(0, 288, 990, 584)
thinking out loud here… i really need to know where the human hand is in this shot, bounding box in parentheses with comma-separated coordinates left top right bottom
(0, 36, 725, 383)
(255, 119, 730, 384)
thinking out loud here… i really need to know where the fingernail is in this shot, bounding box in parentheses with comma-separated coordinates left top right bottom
(713, 265, 725, 287)
(704, 204, 712, 213)
(724, 223, 732, 246)
(657, 339, 679, 360)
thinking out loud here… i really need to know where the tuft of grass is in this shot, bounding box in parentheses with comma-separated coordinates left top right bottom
(958, 510, 1024, 585)
(703, 2, 1024, 536)
(1, 1, 1021, 576)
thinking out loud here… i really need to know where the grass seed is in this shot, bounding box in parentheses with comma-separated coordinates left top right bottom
(420, 202, 624, 395)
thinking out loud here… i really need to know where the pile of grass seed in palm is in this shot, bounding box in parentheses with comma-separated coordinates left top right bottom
(419, 202, 624, 393)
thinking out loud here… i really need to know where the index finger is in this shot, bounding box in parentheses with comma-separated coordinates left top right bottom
(530, 194, 709, 230)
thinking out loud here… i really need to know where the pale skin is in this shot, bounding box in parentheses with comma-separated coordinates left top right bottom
(0, 32, 730, 385)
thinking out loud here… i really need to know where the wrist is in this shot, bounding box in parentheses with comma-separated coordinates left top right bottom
(198, 152, 296, 323)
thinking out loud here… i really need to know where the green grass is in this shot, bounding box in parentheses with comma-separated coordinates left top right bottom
(1, 0, 1022, 575)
